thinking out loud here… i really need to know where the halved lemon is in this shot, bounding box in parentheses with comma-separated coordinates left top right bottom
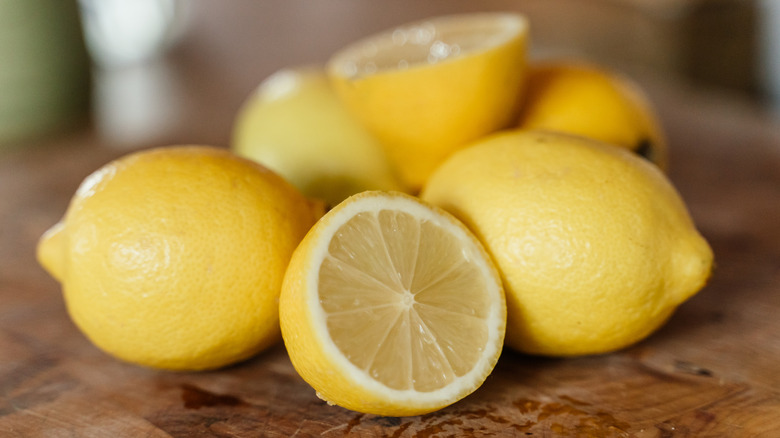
(279, 191, 506, 416)
(327, 13, 529, 191)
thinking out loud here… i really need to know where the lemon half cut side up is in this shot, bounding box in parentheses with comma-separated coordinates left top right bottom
(327, 13, 529, 191)
(280, 191, 506, 416)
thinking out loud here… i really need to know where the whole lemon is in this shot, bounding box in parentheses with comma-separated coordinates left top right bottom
(37, 146, 322, 370)
(232, 67, 404, 207)
(516, 60, 668, 169)
(421, 131, 713, 356)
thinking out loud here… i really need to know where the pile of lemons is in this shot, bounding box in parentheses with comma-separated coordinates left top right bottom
(38, 13, 713, 417)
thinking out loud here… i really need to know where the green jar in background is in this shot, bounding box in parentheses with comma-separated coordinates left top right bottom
(0, 0, 91, 148)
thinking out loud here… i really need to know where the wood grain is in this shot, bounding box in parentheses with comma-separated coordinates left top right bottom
(1, 1, 779, 436)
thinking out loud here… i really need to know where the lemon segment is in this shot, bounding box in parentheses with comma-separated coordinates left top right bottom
(232, 67, 404, 207)
(37, 146, 321, 370)
(516, 60, 668, 169)
(422, 130, 713, 356)
(280, 191, 506, 416)
(328, 13, 529, 190)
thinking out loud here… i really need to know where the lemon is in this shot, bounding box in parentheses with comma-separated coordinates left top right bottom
(232, 66, 404, 207)
(280, 191, 506, 416)
(37, 146, 322, 370)
(421, 131, 713, 356)
(327, 13, 529, 190)
(516, 60, 668, 169)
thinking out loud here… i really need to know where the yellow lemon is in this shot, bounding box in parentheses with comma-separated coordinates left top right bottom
(280, 191, 506, 416)
(516, 60, 668, 169)
(328, 13, 529, 190)
(37, 146, 322, 370)
(232, 66, 404, 207)
(422, 131, 713, 356)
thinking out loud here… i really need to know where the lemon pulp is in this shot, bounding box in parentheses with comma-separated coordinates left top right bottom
(333, 13, 525, 77)
(280, 191, 505, 416)
(321, 209, 492, 391)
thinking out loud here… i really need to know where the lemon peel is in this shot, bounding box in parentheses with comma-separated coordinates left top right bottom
(422, 130, 712, 356)
(37, 146, 321, 370)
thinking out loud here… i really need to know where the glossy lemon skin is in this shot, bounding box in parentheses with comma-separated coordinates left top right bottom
(422, 131, 712, 356)
(37, 146, 321, 370)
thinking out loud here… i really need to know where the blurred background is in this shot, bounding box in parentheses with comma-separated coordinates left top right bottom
(1, 0, 779, 150)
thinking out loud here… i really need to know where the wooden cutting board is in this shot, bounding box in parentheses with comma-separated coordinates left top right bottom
(2, 82, 779, 436)
(1, 1, 779, 435)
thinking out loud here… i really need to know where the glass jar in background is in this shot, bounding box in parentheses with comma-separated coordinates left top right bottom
(758, 0, 780, 111)
(78, 0, 188, 69)
(77, 0, 190, 147)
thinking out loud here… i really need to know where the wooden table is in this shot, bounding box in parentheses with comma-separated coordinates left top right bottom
(1, 1, 779, 436)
